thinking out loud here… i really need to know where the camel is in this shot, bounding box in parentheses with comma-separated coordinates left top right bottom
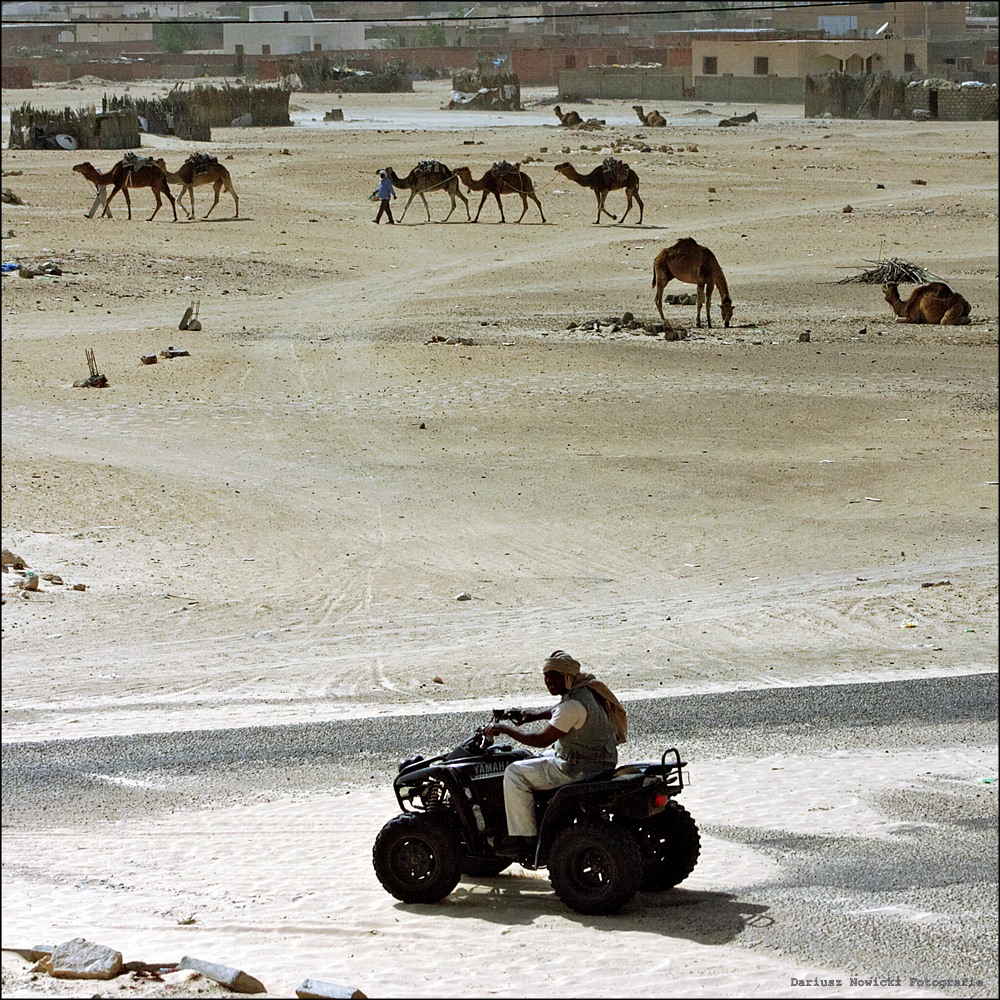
(718, 110, 759, 127)
(883, 281, 971, 325)
(383, 161, 470, 222)
(553, 159, 644, 225)
(74, 156, 176, 221)
(554, 105, 583, 127)
(454, 162, 546, 224)
(632, 105, 667, 127)
(156, 154, 239, 219)
(652, 237, 734, 329)
(72, 160, 114, 218)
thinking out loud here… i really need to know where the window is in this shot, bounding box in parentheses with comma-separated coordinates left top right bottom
(261, 44, 271, 56)
(754, 56, 769, 75)
(703, 56, 718, 74)
(565, 54, 576, 69)
(904, 53, 916, 71)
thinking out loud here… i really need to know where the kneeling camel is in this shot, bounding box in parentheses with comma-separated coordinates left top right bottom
(883, 281, 970, 325)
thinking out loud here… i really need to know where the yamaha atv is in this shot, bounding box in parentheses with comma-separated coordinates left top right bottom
(372, 709, 700, 915)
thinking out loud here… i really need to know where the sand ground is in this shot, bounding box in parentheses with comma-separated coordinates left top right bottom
(1, 79, 998, 998)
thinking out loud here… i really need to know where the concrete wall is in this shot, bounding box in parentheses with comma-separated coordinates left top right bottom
(696, 74, 805, 104)
(557, 67, 687, 101)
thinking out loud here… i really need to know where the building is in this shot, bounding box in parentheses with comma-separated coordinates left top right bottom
(222, 3, 367, 55)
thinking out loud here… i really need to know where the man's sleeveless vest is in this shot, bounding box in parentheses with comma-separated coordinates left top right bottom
(556, 685, 618, 778)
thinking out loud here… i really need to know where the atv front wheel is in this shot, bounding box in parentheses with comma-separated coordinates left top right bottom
(373, 813, 462, 904)
(629, 800, 701, 891)
(549, 822, 642, 915)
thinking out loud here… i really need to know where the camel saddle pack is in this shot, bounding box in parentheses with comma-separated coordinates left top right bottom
(490, 160, 519, 179)
(185, 152, 219, 175)
(415, 159, 448, 177)
(122, 151, 155, 172)
(601, 157, 630, 186)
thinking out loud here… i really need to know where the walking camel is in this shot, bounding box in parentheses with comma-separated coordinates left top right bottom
(454, 163, 546, 223)
(156, 154, 239, 219)
(382, 162, 470, 223)
(553, 160, 644, 225)
(632, 105, 667, 127)
(73, 157, 176, 221)
(883, 281, 971, 325)
(652, 237, 734, 329)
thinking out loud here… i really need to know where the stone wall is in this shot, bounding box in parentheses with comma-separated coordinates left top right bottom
(905, 83, 998, 120)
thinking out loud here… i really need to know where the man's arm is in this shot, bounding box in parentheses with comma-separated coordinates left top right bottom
(518, 708, 553, 724)
(485, 722, 564, 749)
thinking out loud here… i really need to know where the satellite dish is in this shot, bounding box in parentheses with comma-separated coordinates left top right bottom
(875, 21, 890, 36)
(54, 134, 78, 150)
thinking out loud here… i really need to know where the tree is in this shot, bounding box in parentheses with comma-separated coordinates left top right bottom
(418, 22, 446, 47)
(153, 21, 197, 55)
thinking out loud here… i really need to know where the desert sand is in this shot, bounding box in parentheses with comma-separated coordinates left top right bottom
(1, 79, 998, 999)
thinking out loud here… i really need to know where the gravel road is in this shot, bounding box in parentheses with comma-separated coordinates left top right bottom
(3, 674, 996, 998)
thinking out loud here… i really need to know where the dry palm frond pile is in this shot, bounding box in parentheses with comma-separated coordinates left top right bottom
(838, 257, 940, 285)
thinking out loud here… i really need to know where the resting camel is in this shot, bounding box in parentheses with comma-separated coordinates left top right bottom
(883, 281, 971, 325)
(383, 161, 470, 223)
(553, 105, 583, 127)
(718, 110, 759, 128)
(73, 157, 176, 221)
(652, 237, 734, 329)
(632, 105, 667, 127)
(553, 160, 644, 225)
(454, 163, 546, 224)
(156, 154, 239, 219)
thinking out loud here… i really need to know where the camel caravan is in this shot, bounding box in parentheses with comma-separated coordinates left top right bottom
(73, 152, 239, 221)
(65, 116, 976, 336)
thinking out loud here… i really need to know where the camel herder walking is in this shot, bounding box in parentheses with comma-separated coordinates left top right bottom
(373, 169, 397, 224)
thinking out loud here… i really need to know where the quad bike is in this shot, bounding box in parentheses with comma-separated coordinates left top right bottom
(372, 708, 700, 915)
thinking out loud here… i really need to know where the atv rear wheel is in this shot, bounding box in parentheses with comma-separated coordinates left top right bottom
(373, 813, 462, 904)
(549, 822, 642, 915)
(629, 800, 701, 891)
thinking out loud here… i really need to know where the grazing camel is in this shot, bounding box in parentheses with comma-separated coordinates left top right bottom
(554, 105, 583, 127)
(652, 237, 734, 329)
(454, 163, 546, 224)
(883, 281, 971, 325)
(74, 157, 176, 221)
(157, 154, 239, 219)
(383, 161, 470, 222)
(718, 110, 759, 127)
(632, 105, 667, 127)
(553, 159, 644, 225)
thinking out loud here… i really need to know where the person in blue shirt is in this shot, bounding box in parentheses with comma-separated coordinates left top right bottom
(374, 169, 397, 224)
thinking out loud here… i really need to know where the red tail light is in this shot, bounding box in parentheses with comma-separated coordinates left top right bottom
(653, 793, 669, 808)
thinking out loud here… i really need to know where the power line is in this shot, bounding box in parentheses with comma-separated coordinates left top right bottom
(2, 1, 893, 27)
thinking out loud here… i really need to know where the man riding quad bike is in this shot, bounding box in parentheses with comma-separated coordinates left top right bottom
(372, 652, 699, 915)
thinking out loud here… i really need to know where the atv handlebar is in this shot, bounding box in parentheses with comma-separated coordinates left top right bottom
(492, 706, 526, 726)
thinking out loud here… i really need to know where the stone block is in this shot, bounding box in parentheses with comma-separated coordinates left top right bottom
(178, 955, 266, 994)
(296, 978, 368, 999)
(49, 938, 122, 980)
